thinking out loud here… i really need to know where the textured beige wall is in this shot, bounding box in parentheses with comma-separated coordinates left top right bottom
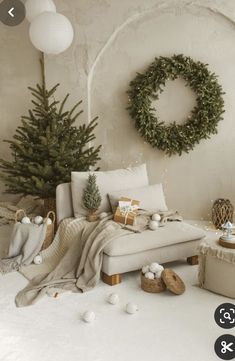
(1, 0, 235, 219)
(0, 15, 40, 200)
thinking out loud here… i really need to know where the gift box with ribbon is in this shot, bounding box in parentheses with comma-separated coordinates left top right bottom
(113, 197, 140, 226)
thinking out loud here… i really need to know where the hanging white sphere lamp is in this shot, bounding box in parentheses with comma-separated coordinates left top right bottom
(25, 0, 56, 23)
(29, 12, 74, 55)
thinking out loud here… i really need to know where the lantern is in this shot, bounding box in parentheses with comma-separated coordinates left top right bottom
(29, 12, 74, 54)
(25, 0, 56, 22)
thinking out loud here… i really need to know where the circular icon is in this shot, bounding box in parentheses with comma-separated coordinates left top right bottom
(215, 303, 235, 329)
(0, 0, 25, 26)
(214, 334, 235, 360)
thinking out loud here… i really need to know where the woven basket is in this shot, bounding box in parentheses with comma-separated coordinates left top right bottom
(41, 211, 56, 250)
(15, 209, 56, 251)
(212, 198, 234, 229)
(141, 273, 166, 293)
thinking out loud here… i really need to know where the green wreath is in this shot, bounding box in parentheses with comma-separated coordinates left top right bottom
(127, 54, 225, 156)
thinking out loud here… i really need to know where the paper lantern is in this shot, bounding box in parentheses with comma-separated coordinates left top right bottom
(29, 12, 74, 54)
(25, 0, 56, 22)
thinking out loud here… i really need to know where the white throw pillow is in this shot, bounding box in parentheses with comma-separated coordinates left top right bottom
(108, 184, 168, 213)
(71, 164, 149, 217)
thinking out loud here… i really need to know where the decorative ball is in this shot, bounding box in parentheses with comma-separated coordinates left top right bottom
(99, 212, 108, 220)
(152, 213, 161, 222)
(126, 303, 138, 314)
(149, 220, 159, 231)
(34, 216, 43, 225)
(108, 293, 119, 305)
(33, 255, 42, 265)
(46, 218, 52, 225)
(21, 217, 31, 224)
(25, 0, 56, 22)
(155, 270, 163, 279)
(145, 271, 155, 280)
(29, 12, 74, 54)
(142, 265, 150, 274)
(149, 262, 160, 273)
(82, 311, 96, 323)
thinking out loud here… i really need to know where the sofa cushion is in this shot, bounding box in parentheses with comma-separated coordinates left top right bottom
(108, 183, 168, 213)
(104, 222, 205, 256)
(71, 164, 149, 217)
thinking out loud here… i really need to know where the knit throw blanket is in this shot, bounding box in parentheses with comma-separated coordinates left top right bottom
(14, 211, 182, 307)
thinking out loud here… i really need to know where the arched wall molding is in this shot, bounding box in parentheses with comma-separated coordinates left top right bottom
(87, 1, 235, 122)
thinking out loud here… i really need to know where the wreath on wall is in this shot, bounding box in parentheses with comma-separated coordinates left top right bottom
(127, 54, 225, 156)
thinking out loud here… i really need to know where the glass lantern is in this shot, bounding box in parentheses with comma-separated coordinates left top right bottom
(220, 221, 235, 242)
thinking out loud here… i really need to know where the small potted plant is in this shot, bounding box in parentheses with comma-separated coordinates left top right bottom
(82, 173, 101, 222)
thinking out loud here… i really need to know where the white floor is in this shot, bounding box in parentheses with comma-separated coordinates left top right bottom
(0, 261, 232, 361)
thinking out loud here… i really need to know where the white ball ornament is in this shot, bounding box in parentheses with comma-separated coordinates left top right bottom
(29, 12, 74, 54)
(21, 217, 31, 224)
(99, 212, 108, 220)
(46, 218, 52, 225)
(149, 262, 160, 273)
(33, 255, 42, 265)
(142, 265, 150, 274)
(82, 311, 96, 323)
(126, 303, 138, 314)
(34, 216, 43, 225)
(25, 0, 56, 22)
(152, 213, 161, 222)
(108, 293, 119, 305)
(149, 220, 159, 231)
(155, 270, 163, 279)
(145, 271, 155, 280)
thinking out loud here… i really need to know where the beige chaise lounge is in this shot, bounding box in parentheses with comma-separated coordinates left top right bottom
(56, 183, 205, 286)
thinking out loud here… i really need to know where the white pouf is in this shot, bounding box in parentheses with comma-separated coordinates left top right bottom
(198, 240, 235, 299)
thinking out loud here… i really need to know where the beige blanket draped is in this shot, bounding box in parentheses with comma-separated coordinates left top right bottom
(0, 223, 47, 274)
(15, 211, 182, 307)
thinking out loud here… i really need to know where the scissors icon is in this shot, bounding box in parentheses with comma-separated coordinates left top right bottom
(221, 341, 234, 354)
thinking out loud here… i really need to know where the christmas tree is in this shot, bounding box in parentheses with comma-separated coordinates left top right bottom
(0, 61, 101, 205)
(82, 173, 101, 214)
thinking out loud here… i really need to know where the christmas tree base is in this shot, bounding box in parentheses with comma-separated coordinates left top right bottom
(87, 212, 98, 222)
(44, 198, 56, 218)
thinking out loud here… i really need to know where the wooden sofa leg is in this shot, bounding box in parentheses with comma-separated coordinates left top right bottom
(101, 272, 122, 286)
(187, 255, 199, 265)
